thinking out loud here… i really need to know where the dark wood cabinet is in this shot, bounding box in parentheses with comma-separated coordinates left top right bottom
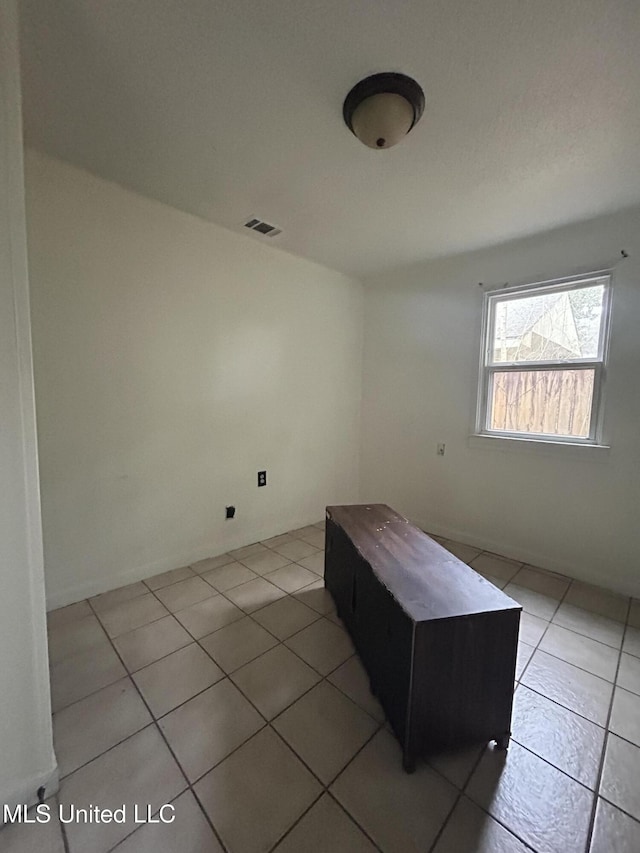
(324, 504, 521, 772)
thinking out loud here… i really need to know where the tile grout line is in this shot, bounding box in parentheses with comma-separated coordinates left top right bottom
(162, 613, 383, 849)
(85, 526, 322, 624)
(595, 795, 640, 828)
(85, 596, 231, 853)
(86, 574, 378, 852)
(429, 745, 539, 853)
(532, 639, 623, 682)
(85, 625, 212, 853)
(320, 553, 553, 851)
(52, 570, 619, 721)
(459, 778, 539, 853)
(427, 571, 577, 853)
(107, 565, 327, 680)
(510, 684, 608, 740)
(509, 579, 621, 806)
(425, 745, 487, 853)
(112, 575, 328, 851)
(515, 569, 573, 686)
(161, 559, 391, 851)
(50, 541, 348, 801)
(246, 584, 637, 851)
(256, 600, 389, 853)
(263, 790, 328, 853)
(583, 595, 633, 853)
(48, 532, 635, 853)
(73, 582, 619, 735)
(435, 637, 640, 846)
(72, 580, 346, 728)
(455, 740, 543, 853)
(164, 648, 374, 792)
(326, 791, 386, 853)
(264, 723, 386, 853)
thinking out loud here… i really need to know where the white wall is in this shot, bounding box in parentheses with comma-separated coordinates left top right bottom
(23, 152, 640, 609)
(361, 208, 640, 597)
(0, 1, 57, 814)
(25, 151, 363, 609)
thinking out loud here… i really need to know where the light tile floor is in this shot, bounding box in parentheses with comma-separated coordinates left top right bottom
(4, 525, 640, 852)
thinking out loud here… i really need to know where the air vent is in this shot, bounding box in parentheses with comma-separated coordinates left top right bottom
(243, 217, 282, 238)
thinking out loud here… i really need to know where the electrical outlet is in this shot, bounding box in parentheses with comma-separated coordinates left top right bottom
(225, 506, 236, 519)
(437, 443, 446, 456)
(257, 470, 267, 487)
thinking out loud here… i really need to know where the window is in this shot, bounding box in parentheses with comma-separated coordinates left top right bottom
(476, 273, 612, 444)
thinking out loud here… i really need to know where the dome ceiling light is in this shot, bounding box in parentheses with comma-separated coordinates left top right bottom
(343, 72, 425, 150)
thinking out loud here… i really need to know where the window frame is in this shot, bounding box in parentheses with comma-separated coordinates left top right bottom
(475, 271, 613, 446)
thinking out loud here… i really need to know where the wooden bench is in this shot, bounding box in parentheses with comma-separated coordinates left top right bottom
(324, 504, 521, 772)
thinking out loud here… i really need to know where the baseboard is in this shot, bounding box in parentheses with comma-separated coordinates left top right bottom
(46, 517, 325, 611)
(413, 517, 639, 599)
(416, 517, 569, 571)
(0, 760, 59, 827)
(45, 547, 228, 610)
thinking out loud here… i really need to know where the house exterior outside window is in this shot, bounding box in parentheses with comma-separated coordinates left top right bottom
(476, 273, 612, 445)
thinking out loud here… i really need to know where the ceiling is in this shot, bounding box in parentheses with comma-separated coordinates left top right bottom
(19, 0, 640, 277)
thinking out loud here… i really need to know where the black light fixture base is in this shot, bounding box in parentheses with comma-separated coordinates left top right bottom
(343, 72, 425, 138)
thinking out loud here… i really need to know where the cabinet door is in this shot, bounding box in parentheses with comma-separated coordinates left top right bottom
(376, 589, 413, 743)
(355, 566, 413, 742)
(410, 610, 519, 753)
(352, 562, 389, 681)
(324, 520, 357, 633)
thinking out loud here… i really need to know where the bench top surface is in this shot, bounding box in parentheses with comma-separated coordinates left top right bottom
(326, 504, 521, 623)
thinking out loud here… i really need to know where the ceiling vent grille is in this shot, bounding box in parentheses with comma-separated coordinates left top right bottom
(243, 217, 282, 238)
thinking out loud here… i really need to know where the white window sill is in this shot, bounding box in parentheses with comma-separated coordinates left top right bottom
(468, 433, 611, 461)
